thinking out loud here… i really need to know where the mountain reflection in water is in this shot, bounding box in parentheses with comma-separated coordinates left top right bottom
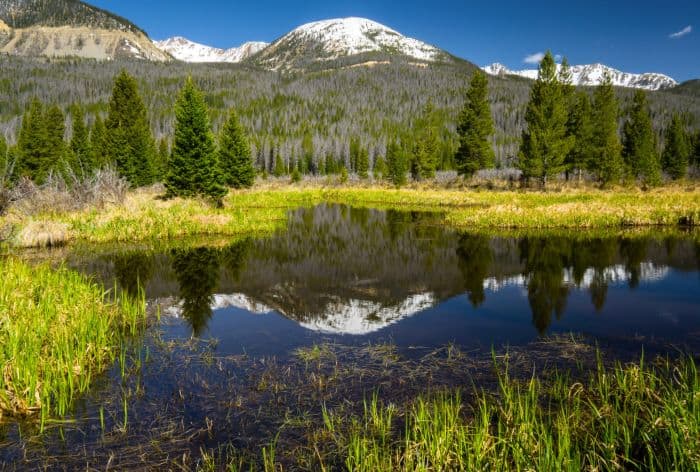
(69, 204, 700, 342)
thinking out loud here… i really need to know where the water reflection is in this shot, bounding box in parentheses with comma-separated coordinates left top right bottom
(73, 204, 699, 340)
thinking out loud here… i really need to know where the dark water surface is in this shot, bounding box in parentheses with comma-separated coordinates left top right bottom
(69, 203, 700, 355)
(2, 204, 699, 469)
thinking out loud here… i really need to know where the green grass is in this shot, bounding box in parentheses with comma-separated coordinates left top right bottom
(0, 258, 145, 421)
(2, 184, 700, 246)
(212, 355, 699, 471)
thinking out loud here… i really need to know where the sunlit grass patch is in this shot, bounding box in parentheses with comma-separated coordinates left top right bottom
(0, 258, 145, 421)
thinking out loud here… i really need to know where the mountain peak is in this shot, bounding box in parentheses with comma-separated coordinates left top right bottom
(253, 16, 450, 70)
(154, 36, 268, 63)
(483, 62, 677, 91)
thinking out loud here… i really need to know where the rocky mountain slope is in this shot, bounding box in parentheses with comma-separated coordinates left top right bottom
(154, 36, 268, 63)
(483, 62, 677, 91)
(0, 0, 170, 61)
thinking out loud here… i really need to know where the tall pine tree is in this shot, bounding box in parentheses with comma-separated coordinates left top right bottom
(69, 103, 92, 176)
(454, 70, 494, 178)
(386, 140, 409, 187)
(518, 51, 573, 187)
(622, 90, 660, 186)
(357, 147, 369, 179)
(565, 91, 594, 182)
(16, 98, 50, 183)
(412, 102, 441, 180)
(44, 105, 67, 178)
(166, 77, 226, 202)
(90, 115, 107, 169)
(591, 73, 623, 185)
(105, 70, 155, 187)
(661, 114, 691, 180)
(218, 108, 255, 188)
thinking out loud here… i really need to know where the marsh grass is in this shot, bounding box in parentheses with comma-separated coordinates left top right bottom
(0, 258, 145, 421)
(306, 356, 699, 472)
(1, 185, 699, 246)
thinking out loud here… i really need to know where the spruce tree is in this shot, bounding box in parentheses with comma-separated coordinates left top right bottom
(273, 153, 285, 177)
(622, 90, 660, 186)
(357, 147, 369, 179)
(694, 131, 700, 169)
(518, 51, 573, 187)
(166, 77, 226, 202)
(218, 109, 255, 188)
(90, 115, 107, 169)
(0, 134, 7, 181)
(412, 102, 440, 180)
(386, 140, 408, 187)
(454, 70, 494, 178)
(69, 103, 92, 176)
(105, 70, 155, 187)
(373, 155, 387, 180)
(17, 98, 50, 182)
(661, 114, 691, 180)
(591, 73, 623, 184)
(565, 91, 594, 182)
(44, 105, 66, 174)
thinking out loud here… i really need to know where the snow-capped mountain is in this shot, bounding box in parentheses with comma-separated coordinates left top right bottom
(154, 36, 268, 63)
(483, 62, 677, 91)
(252, 17, 452, 70)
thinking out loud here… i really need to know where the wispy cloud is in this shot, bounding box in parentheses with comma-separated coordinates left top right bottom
(523, 52, 545, 64)
(669, 25, 692, 39)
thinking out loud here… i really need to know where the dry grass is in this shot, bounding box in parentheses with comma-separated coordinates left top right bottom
(1, 182, 698, 246)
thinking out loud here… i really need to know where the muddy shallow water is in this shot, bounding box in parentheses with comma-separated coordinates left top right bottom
(2, 204, 699, 470)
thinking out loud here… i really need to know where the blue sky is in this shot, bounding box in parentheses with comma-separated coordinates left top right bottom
(91, 0, 699, 82)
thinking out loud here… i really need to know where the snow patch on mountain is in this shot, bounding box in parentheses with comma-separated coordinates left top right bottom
(483, 62, 677, 91)
(154, 36, 268, 63)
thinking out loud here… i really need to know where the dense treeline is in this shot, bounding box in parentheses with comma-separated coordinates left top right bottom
(0, 55, 698, 180)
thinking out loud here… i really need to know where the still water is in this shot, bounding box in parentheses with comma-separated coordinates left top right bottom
(3, 204, 700, 468)
(70, 203, 700, 357)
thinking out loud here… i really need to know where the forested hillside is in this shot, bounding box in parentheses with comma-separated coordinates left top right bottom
(0, 56, 697, 171)
(0, 0, 144, 34)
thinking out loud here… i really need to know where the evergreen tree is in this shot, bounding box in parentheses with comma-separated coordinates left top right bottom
(356, 147, 369, 179)
(16, 98, 50, 182)
(661, 114, 691, 180)
(373, 155, 387, 180)
(518, 51, 574, 187)
(166, 77, 226, 202)
(386, 140, 408, 187)
(218, 108, 255, 188)
(591, 73, 623, 184)
(412, 102, 441, 180)
(454, 70, 495, 178)
(694, 131, 700, 168)
(273, 152, 285, 177)
(565, 91, 594, 182)
(69, 103, 92, 176)
(622, 90, 660, 186)
(90, 114, 107, 168)
(105, 70, 155, 187)
(44, 105, 66, 175)
(349, 137, 361, 173)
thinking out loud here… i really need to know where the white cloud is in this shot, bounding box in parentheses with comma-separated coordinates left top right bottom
(669, 25, 692, 39)
(523, 52, 545, 64)
(554, 54, 563, 61)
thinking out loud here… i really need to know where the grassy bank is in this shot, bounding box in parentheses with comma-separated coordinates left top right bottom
(218, 355, 699, 471)
(2, 183, 699, 247)
(0, 258, 145, 421)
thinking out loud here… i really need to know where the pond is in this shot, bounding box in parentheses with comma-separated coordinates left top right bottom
(2, 203, 699, 469)
(69, 203, 700, 355)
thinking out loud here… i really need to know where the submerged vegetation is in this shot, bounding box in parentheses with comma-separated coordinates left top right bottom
(0, 258, 145, 421)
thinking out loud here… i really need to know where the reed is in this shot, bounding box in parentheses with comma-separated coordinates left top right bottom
(0, 258, 146, 421)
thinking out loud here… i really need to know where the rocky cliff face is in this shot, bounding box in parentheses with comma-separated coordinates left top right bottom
(0, 0, 170, 61)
